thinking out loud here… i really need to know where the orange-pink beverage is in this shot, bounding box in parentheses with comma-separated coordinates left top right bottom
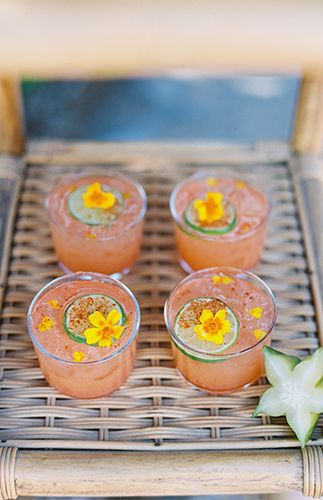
(47, 174, 147, 277)
(164, 267, 276, 393)
(27, 272, 140, 398)
(170, 174, 269, 271)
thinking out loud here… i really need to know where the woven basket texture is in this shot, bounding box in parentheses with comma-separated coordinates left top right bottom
(0, 143, 321, 449)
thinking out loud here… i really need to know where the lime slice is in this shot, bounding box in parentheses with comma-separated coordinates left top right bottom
(174, 297, 239, 356)
(64, 294, 126, 344)
(67, 184, 123, 226)
(184, 197, 236, 235)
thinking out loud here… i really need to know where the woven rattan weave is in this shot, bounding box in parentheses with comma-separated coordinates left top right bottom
(0, 141, 321, 454)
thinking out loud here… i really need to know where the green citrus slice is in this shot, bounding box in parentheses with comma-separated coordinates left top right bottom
(64, 294, 126, 344)
(184, 197, 236, 235)
(67, 184, 124, 225)
(174, 297, 239, 356)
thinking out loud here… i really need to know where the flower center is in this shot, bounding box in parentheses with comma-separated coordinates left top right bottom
(193, 192, 224, 224)
(82, 182, 116, 209)
(204, 317, 222, 336)
(101, 325, 113, 338)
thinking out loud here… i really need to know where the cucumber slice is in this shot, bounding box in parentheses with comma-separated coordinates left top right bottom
(184, 197, 236, 235)
(174, 297, 239, 355)
(64, 294, 126, 344)
(67, 184, 123, 225)
(254, 346, 323, 447)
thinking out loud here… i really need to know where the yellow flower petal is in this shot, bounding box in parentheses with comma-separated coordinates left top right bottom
(240, 222, 251, 234)
(106, 309, 122, 325)
(194, 308, 231, 345)
(193, 199, 204, 209)
(254, 329, 266, 341)
(200, 309, 214, 325)
(212, 275, 233, 285)
(207, 177, 218, 186)
(82, 182, 116, 209)
(194, 324, 206, 339)
(215, 309, 227, 322)
(214, 309, 231, 335)
(207, 332, 225, 344)
(84, 327, 101, 345)
(48, 299, 61, 310)
(88, 310, 106, 328)
(98, 338, 113, 348)
(249, 307, 263, 319)
(73, 351, 85, 362)
(193, 191, 224, 224)
(112, 325, 124, 339)
(207, 191, 223, 204)
(196, 205, 208, 222)
(37, 316, 54, 332)
(235, 180, 246, 190)
(85, 233, 97, 239)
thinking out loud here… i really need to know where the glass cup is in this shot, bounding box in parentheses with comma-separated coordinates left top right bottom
(164, 267, 277, 393)
(46, 174, 147, 278)
(169, 173, 270, 272)
(27, 272, 140, 398)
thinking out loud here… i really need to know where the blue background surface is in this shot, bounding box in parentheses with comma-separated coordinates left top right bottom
(23, 76, 299, 142)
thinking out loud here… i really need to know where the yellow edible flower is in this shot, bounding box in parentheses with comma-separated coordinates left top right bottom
(37, 316, 54, 332)
(235, 180, 246, 190)
(254, 329, 266, 341)
(249, 307, 263, 319)
(85, 233, 97, 239)
(207, 177, 218, 187)
(48, 299, 61, 310)
(73, 351, 86, 362)
(194, 308, 231, 345)
(193, 192, 224, 224)
(212, 275, 233, 285)
(240, 222, 251, 233)
(82, 183, 115, 209)
(84, 309, 124, 348)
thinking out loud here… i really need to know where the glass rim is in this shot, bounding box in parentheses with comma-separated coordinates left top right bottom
(164, 266, 277, 361)
(27, 271, 140, 365)
(169, 172, 271, 242)
(45, 172, 147, 239)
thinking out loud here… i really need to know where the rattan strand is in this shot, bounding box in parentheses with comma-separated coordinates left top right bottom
(0, 151, 322, 450)
(302, 446, 323, 498)
(0, 447, 17, 500)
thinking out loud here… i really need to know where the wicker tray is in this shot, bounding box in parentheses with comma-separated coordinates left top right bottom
(0, 140, 322, 497)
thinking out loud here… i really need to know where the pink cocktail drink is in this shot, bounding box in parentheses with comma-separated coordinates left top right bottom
(164, 267, 276, 393)
(47, 174, 147, 276)
(170, 174, 269, 271)
(27, 272, 140, 398)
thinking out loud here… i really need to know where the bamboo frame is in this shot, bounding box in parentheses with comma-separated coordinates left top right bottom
(292, 74, 323, 154)
(1, 448, 305, 497)
(0, 79, 24, 155)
